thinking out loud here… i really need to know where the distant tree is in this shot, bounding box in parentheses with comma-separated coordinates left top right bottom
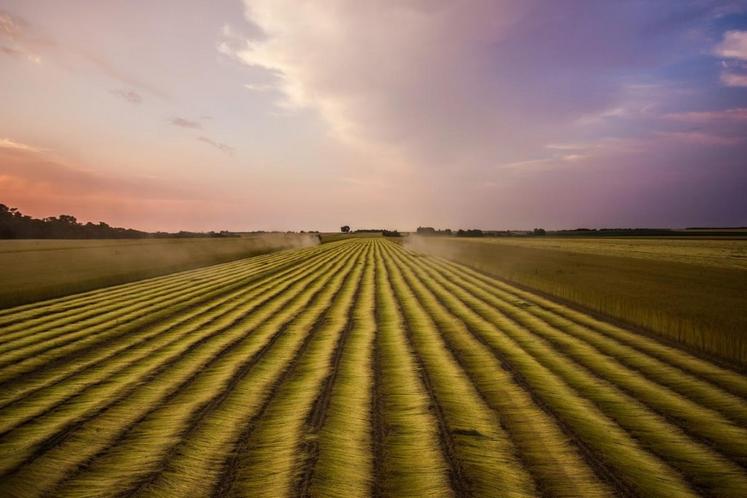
(456, 228, 483, 237)
(340, 225, 351, 233)
(533, 228, 546, 235)
(416, 226, 436, 235)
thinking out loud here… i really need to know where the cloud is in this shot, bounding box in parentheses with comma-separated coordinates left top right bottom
(0, 138, 39, 152)
(244, 83, 275, 92)
(197, 136, 234, 154)
(222, 0, 737, 175)
(654, 130, 744, 146)
(0, 9, 47, 63)
(110, 89, 143, 104)
(714, 31, 747, 87)
(714, 30, 747, 60)
(0, 8, 166, 98)
(664, 108, 747, 122)
(721, 70, 747, 87)
(170, 117, 202, 129)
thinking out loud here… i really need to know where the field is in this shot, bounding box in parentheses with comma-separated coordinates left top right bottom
(0, 234, 318, 309)
(405, 236, 747, 367)
(0, 238, 746, 497)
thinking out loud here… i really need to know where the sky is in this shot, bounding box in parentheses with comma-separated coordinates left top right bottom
(1, 0, 746, 232)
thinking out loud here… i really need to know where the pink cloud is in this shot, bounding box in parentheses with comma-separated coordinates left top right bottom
(664, 108, 747, 122)
(714, 30, 747, 60)
(721, 70, 747, 87)
(654, 130, 744, 146)
(714, 31, 747, 87)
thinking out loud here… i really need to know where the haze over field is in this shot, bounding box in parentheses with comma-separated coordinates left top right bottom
(1, 0, 746, 231)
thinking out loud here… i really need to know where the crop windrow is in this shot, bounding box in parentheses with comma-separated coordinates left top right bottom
(0, 250, 288, 345)
(381, 243, 536, 497)
(370, 242, 453, 497)
(383, 242, 613, 498)
(0, 244, 354, 441)
(123, 243, 366, 498)
(0, 244, 349, 422)
(0, 241, 330, 328)
(388, 243, 696, 496)
(0, 245, 313, 341)
(405, 243, 747, 496)
(433, 255, 747, 400)
(423, 255, 747, 463)
(0, 246, 325, 375)
(0, 243, 358, 497)
(1, 238, 745, 497)
(0, 253, 260, 327)
(219, 244, 369, 497)
(0, 253, 322, 384)
(303, 245, 376, 498)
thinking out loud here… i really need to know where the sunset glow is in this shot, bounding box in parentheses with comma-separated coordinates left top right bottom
(1, 1, 746, 231)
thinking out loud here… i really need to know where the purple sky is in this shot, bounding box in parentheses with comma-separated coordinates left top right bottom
(1, 0, 746, 231)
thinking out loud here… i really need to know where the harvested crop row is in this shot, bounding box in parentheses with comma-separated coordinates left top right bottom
(0, 244, 350, 410)
(0, 247, 332, 385)
(0, 244, 359, 497)
(124, 243, 366, 498)
(435, 256, 747, 400)
(0, 239, 329, 327)
(382, 243, 612, 498)
(404, 244, 747, 496)
(0, 244, 313, 335)
(0, 245, 324, 365)
(382, 245, 536, 497)
(423, 257, 747, 462)
(0, 250, 280, 340)
(46, 243, 364, 498)
(0, 243, 354, 437)
(370, 243, 453, 497)
(0, 238, 744, 497)
(220, 244, 369, 497)
(386, 245, 693, 495)
(0, 253, 256, 325)
(306, 245, 376, 498)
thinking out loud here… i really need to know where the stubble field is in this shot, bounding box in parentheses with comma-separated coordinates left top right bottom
(0, 238, 746, 497)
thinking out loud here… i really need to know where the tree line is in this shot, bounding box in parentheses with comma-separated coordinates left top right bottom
(0, 204, 148, 239)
